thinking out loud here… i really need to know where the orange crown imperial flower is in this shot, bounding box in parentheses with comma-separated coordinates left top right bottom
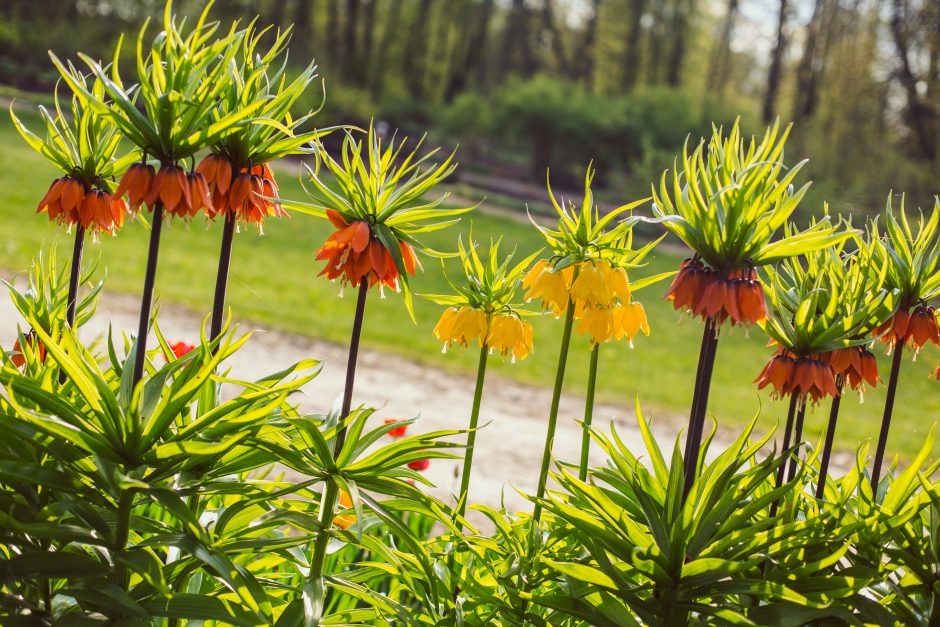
(114, 162, 155, 212)
(116, 162, 216, 220)
(755, 347, 840, 403)
(316, 209, 417, 289)
(665, 258, 767, 326)
(826, 347, 879, 393)
(9, 330, 46, 369)
(37, 177, 127, 234)
(874, 304, 940, 354)
(198, 154, 284, 226)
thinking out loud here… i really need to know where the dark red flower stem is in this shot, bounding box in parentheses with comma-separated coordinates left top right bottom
(209, 213, 236, 345)
(65, 225, 85, 329)
(334, 278, 370, 457)
(132, 204, 164, 387)
(306, 277, 369, 597)
(682, 316, 720, 500)
(785, 400, 807, 484)
(59, 225, 86, 385)
(769, 393, 799, 519)
(816, 381, 844, 499)
(871, 342, 905, 494)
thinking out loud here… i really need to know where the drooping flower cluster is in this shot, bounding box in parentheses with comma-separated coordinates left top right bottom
(653, 122, 849, 332)
(290, 127, 465, 314)
(14, 73, 134, 235)
(429, 238, 536, 362)
(827, 347, 879, 393)
(755, 348, 839, 402)
(433, 307, 534, 361)
(114, 162, 214, 220)
(874, 304, 940, 354)
(197, 156, 285, 226)
(757, 234, 896, 404)
(316, 210, 418, 290)
(522, 258, 652, 346)
(665, 258, 767, 326)
(37, 177, 127, 234)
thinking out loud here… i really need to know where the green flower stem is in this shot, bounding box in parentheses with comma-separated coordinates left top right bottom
(815, 381, 844, 499)
(305, 279, 370, 621)
(209, 212, 236, 345)
(306, 477, 340, 623)
(456, 342, 490, 526)
(531, 299, 577, 531)
(871, 342, 905, 494)
(132, 204, 164, 387)
(578, 342, 600, 482)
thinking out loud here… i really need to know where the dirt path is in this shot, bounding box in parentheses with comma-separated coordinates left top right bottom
(0, 287, 684, 519)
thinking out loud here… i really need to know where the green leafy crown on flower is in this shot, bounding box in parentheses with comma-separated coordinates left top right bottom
(869, 195, 940, 308)
(11, 73, 137, 189)
(52, 1, 260, 164)
(762, 223, 899, 355)
(283, 124, 472, 316)
(208, 22, 335, 168)
(423, 235, 540, 316)
(532, 166, 653, 269)
(652, 118, 852, 270)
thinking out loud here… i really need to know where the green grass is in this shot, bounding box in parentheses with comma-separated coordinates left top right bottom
(1, 108, 938, 462)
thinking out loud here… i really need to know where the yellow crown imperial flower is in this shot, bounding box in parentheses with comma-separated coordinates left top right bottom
(615, 302, 651, 344)
(434, 306, 489, 351)
(574, 304, 615, 345)
(486, 314, 534, 362)
(522, 259, 575, 315)
(570, 261, 612, 308)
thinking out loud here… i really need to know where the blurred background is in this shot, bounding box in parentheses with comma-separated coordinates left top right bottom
(0, 0, 938, 462)
(1, 0, 937, 215)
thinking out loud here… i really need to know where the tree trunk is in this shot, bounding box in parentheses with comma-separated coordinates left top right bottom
(369, 0, 403, 99)
(541, 0, 569, 74)
(793, 0, 827, 121)
(498, 0, 534, 79)
(444, 0, 494, 101)
(665, 0, 693, 86)
(622, 0, 648, 90)
(403, 0, 434, 99)
(762, 0, 790, 123)
(708, 0, 739, 93)
(344, 0, 361, 82)
(575, 0, 602, 88)
(293, 0, 314, 62)
(890, 0, 938, 162)
(362, 0, 378, 65)
(327, 0, 341, 69)
(646, 0, 666, 84)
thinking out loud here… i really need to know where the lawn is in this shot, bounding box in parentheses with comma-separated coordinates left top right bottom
(1, 106, 938, 461)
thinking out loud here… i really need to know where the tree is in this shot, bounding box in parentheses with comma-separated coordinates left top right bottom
(708, 0, 739, 93)
(889, 0, 939, 162)
(622, 0, 648, 90)
(762, 0, 790, 123)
